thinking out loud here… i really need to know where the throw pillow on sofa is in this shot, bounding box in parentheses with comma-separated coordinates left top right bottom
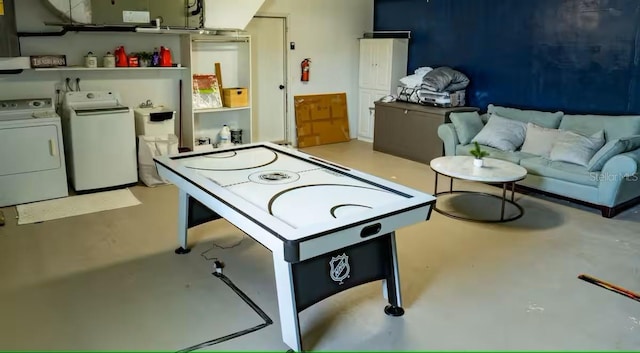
(520, 123, 563, 158)
(471, 113, 527, 151)
(621, 134, 640, 151)
(487, 104, 564, 129)
(550, 130, 605, 167)
(587, 139, 628, 172)
(449, 111, 484, 145)
(586, 135, 640, 171)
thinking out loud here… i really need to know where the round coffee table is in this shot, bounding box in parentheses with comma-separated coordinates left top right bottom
(429, 156, 527, 222)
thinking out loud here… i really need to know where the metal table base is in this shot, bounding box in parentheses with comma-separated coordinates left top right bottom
(433, 172, 524, 223)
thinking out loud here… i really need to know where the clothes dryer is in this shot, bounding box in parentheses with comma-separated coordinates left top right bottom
(0, 98, 69, 207)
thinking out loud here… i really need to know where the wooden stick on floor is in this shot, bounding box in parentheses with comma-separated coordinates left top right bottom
(578, 274, 640, 303)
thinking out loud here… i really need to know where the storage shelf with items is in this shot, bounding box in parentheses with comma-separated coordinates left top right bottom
(180, 33, 252, 150)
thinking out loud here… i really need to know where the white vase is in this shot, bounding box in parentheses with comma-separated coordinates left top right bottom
(473, 158, 484, 168)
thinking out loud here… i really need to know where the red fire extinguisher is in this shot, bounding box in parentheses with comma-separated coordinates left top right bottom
(301, 58, 311, 82)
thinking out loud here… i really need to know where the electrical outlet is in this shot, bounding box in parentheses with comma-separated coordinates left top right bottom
(54, 82, 63, 92)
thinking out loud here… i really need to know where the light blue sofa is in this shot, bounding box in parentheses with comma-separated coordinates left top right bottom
(437, 104, 640, 218)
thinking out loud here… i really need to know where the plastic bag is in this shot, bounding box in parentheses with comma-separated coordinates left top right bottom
(138, 134, 179, 187)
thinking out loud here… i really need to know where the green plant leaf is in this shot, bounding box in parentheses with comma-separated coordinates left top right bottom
(470, 141, 489, 158)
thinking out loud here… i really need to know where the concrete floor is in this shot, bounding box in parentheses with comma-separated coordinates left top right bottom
(1, 140, 639, 351)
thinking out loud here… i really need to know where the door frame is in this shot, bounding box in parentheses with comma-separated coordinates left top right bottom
(250, 14, 291, 145)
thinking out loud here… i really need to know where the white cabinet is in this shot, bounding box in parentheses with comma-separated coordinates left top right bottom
(357, 38, 408, 141)
(180, 34, 253, 150)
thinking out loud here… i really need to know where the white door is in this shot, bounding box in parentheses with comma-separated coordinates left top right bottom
(359, 39, 375, 88)
(374, 39, 393, 91)
(358, 89, 387, 141)
(245, 16, 288, 143)
(0, 124, 61, 176)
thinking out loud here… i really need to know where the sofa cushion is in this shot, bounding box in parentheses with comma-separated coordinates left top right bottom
(520, 123, 563, 158)
(520, 157, 599, 187)
(550, 130, 605, 167)
(449, 111, 484, 145)
(488, 104, 564, 128)
(457, 144, 537, 164)
(471, 114, 527, 151)
(621, 135, 640, 151)
(587, 139, 628, 172)
(559, 114, 640, 142)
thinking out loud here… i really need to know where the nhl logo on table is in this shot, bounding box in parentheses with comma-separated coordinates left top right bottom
(329, 253, 350, 285)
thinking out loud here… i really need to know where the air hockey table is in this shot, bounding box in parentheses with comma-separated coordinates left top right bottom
(154, 142, 436, 351)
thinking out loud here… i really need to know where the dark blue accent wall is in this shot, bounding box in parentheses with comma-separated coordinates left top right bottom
(374, 0, 640, 115)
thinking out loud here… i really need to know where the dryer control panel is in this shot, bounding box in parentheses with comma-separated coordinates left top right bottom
(0, 98, 54, 112)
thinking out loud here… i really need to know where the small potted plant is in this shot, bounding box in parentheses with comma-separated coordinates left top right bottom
(137, 52, 153, 67)
(470, 141, 489, 167)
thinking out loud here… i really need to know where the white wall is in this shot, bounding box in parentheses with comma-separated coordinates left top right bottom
(255, 0, 374, 141)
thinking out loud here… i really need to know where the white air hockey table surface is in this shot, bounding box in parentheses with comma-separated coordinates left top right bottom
(154, 142, 436, 351)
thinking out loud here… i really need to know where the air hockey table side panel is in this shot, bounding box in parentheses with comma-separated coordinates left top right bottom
(296, 204, 431, 261)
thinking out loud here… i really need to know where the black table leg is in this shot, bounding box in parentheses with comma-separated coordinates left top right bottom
(175, 191, 223, 254)
(383, 232, 404, 316)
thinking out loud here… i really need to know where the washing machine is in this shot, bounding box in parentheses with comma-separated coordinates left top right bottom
(61, 91, 138, 191)
(0, 98, 69, 207)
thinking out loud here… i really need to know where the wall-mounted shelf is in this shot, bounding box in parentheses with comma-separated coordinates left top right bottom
(194, 106, 250, 114)
(33, 66, 187, 72)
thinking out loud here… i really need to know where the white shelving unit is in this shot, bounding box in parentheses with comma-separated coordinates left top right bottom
(180, 33, 252, 150)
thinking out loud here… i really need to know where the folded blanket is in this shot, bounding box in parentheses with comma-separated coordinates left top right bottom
(399, 67, 433, 88)
(421, 66, 469, 92)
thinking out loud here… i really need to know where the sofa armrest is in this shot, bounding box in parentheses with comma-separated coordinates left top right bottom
(437, 123, 460, 156)
(597, 148, 640, 206)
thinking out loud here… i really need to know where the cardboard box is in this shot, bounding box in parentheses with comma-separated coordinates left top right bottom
(294, 93, 350, 148)
(222, 87, 249, 107)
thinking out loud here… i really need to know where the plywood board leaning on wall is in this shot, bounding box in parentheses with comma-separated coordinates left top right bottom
(294, 93, 350, 148)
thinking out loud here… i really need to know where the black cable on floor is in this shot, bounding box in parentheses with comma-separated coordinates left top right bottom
(176, 271, 273, 352)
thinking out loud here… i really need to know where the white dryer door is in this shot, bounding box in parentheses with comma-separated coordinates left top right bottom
(0, 124, 62, 176)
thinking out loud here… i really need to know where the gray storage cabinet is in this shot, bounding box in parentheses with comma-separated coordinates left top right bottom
(373, 101, 478, 164)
